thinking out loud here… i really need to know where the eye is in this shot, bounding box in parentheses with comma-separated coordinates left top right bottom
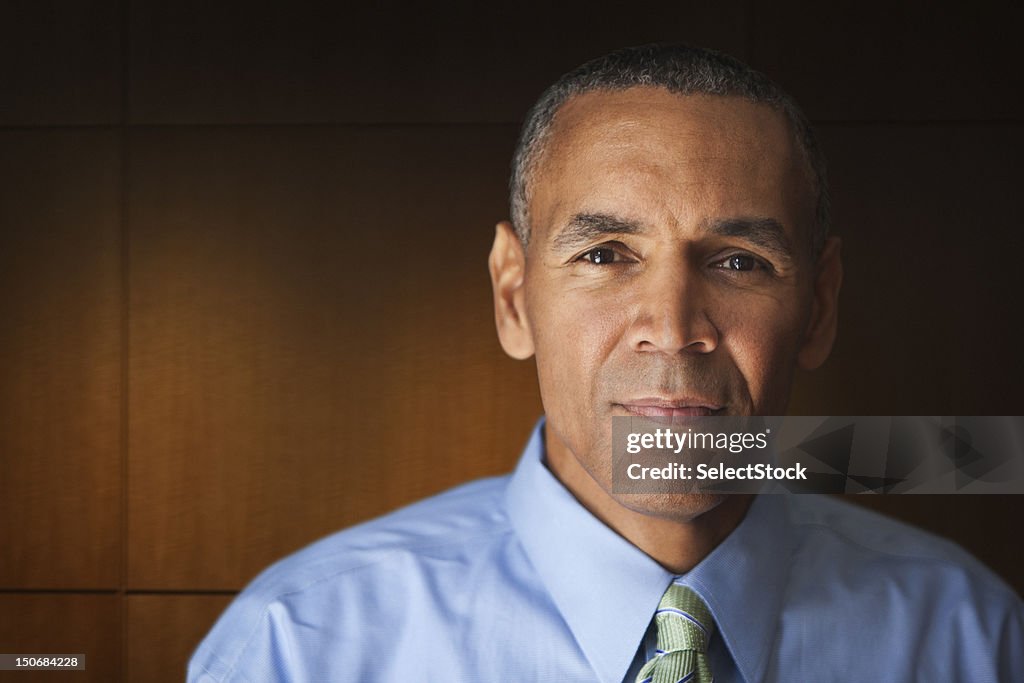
(578, 246, 621, 265)
(568, 242, 639, 271)
(726, 254, 757, 271)
(714, 253, 765, 272)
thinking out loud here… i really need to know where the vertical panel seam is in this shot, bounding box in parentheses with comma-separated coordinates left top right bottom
(118, 0, 131, 680)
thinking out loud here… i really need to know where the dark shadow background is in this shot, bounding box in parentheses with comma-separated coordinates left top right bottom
(1, 1, 1021, 680)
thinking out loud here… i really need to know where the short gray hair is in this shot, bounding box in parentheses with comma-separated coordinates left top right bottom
(509, 43, 830, 258)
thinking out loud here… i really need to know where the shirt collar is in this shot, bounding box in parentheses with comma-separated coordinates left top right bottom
(505, 418, 796, 683)
(680, 492, 795, 683)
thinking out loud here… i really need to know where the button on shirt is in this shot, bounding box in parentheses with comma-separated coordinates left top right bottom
(189, 420, 1024, 682)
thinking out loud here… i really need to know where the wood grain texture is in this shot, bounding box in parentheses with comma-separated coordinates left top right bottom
(0, 593, 120, 682)
(127, 125, 543, 589)
(127, 0, 745, 124)
(0, 131, 122, 589)
(126, 594, 234, 683)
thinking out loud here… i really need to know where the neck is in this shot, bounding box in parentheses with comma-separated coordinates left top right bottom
(544, 428, 754, 574)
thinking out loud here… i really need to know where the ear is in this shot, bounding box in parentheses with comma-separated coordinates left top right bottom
(488, 221, 535, 360)
(797, 235, 843, 370)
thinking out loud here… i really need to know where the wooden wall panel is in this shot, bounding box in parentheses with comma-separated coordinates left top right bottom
(0, 593, 120, 682)
(126, 594, 234, 683)
(0, 1, 121, 125)
(788, 125, 1024, 417)
(127, 126, 543, 590)
(127, 0, 746, 124)
(750, 1, 1024, 121)
(1, 5, 1021, 682)
(0, 131, 122, 589)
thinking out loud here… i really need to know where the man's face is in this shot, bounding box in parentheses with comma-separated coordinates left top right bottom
(491, 87, 839, 520)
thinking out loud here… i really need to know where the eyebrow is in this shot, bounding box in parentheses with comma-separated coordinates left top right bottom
(705, 217, 794, 261)
(549, 211, 796, 261)
(550, 212, 644, 252)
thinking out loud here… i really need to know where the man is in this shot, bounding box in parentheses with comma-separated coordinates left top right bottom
(189, 44, 1022, 682)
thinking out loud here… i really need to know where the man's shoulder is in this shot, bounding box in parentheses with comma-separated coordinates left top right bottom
(189, 473, 515, 682)
(249, 472, 512, 591)
(772, 496, 1023, 678)
(784, 494, 1020, 603)
(789, 496, 990, 564)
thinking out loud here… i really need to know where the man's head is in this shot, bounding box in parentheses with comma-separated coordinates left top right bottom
(488, 44, 842, 522)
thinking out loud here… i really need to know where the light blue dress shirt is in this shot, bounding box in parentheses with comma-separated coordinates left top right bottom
(189, 420, 1023, 682)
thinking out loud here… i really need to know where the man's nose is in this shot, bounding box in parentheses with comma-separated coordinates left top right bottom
(627, 261, 719, 355)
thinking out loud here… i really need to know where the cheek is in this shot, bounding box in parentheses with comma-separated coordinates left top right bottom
(713, 292, 805, 409)
(527, 280, 630, 417)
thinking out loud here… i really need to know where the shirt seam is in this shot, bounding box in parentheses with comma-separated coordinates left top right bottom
(195, 655, 226, 682)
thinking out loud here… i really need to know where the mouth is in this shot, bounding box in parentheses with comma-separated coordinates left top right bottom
(614, 398, 724, 418)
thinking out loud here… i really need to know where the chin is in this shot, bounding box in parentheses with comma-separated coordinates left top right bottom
(616, 491, 730, 523)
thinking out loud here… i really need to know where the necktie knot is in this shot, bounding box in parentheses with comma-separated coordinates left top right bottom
(636, 583, 715, 683)
(655, 584, 714, 653)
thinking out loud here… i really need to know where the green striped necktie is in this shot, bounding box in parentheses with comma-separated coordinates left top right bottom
(635, 583, 715, 683)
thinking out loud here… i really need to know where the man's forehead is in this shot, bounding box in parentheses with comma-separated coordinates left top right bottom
(529, 86, 815, 250)
(546, 87, 796, 164)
